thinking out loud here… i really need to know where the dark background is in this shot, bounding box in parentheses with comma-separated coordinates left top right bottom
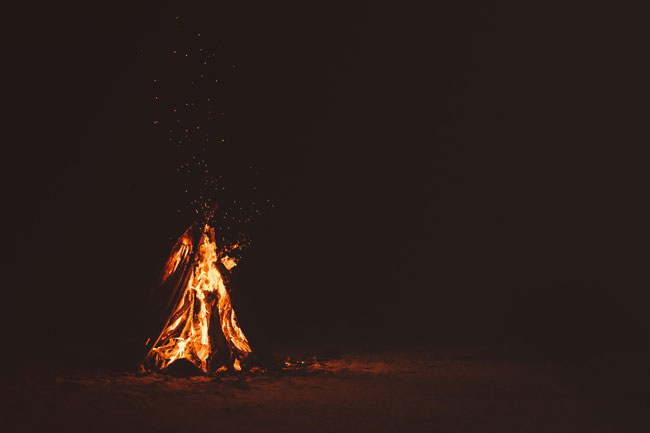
(3, 1, 649, 368)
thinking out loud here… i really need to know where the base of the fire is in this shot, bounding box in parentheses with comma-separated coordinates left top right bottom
(143, 356, 264, 377)
(142, 346, 254, 376)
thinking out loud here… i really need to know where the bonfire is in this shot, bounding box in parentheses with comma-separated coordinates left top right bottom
(141, 217, 251, 373)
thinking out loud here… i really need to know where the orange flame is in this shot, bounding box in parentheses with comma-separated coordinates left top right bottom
(143, 224, 251, 372)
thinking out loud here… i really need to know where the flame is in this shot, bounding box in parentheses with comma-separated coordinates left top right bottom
(143, 224, 251, 373)
(161, 232, 192, 283)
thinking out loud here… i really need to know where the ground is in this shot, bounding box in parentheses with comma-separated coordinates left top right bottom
(5, 345, 649, 432)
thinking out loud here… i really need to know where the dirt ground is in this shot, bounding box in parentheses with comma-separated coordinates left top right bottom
(5, 345, 649, 433)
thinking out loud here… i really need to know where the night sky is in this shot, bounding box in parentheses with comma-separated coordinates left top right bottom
(4, 1, 649, 368)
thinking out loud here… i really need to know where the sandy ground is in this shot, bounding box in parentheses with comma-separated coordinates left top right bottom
(5, 345, 649, 433)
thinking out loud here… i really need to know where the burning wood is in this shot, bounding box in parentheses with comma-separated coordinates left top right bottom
(142, 223, 251, 373)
